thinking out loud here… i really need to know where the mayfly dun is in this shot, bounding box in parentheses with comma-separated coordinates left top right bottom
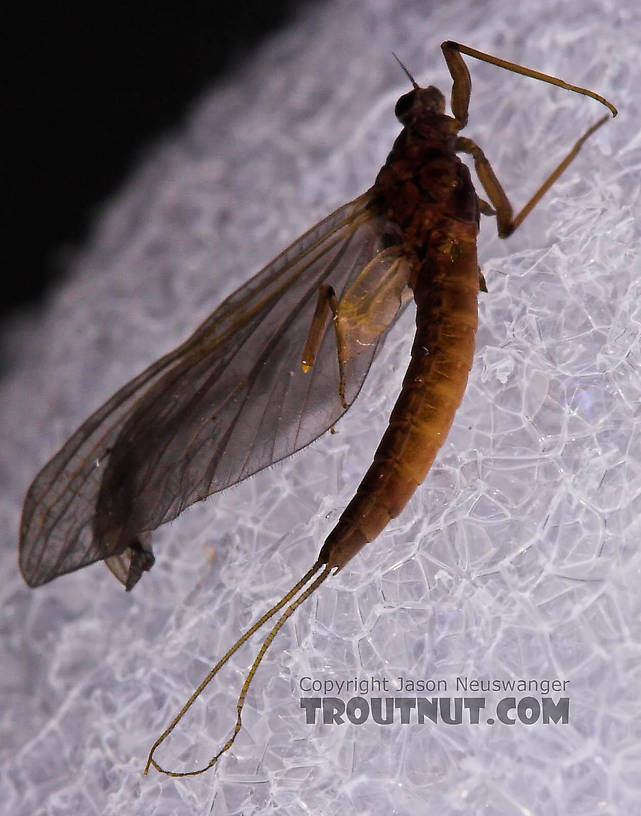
(18, 42, 616, 777)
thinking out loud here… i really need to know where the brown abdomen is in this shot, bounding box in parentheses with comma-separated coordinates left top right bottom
(319, 222, 479, 571)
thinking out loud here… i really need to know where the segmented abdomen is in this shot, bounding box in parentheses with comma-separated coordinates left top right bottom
(319, 224, 479, 570)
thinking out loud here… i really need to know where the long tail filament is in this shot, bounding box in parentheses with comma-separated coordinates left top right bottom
(144, 559, 332, 777)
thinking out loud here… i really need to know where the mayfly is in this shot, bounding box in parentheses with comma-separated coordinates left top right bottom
(19, 43, 616, 777)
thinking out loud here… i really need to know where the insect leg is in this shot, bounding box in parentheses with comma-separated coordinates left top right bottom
(457, 115, 612, 237)
(300, 283, 350, 408)
(442, 41, 617, 117)
(443, 40, 616, 238)
(455, 136, 514, 237)
(440, 40, 472, 127)
(478, 198, 496, 216)
(301, 284, 338, 373)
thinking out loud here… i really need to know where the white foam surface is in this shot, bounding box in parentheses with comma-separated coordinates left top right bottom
(2, 1, 640, 814)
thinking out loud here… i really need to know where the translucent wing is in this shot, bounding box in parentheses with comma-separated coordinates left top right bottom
(20, 193, 412, 589)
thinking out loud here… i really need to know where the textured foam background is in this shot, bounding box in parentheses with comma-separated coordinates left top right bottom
(2, 0, 640, 814)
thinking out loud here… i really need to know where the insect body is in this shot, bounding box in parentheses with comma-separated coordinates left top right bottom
(321, 78, 481, 571)
(18, 43, 616, 777)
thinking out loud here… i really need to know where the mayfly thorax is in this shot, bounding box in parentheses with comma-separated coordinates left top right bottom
(18, 42, 616, 777)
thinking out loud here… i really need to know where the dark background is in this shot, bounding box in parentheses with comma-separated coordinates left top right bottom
(5, 2, 304, 321)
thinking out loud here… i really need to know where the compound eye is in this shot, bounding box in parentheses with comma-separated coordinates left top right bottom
(394, 90, 416, 120)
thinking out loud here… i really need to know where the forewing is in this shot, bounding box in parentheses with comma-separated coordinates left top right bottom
(20, 193, 410, 587)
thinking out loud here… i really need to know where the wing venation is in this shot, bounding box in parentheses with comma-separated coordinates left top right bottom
(19, 193, 413, 587)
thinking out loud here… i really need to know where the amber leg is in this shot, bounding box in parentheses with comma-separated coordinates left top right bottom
(457, 113, 611, 238)
(441, 41, 472, 128)
(301, 284, 349, 407)
(442, 42, 617, 118)
(301, 284, 338, 372)
(455, 137, 514, 237)
(442, 41, 616, 238)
